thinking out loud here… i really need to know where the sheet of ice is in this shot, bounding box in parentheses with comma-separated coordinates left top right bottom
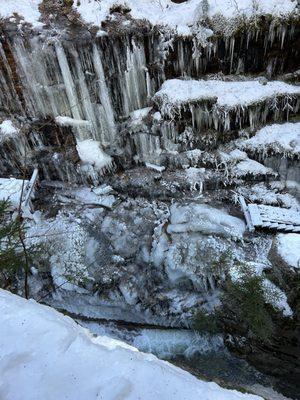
(239, 123, 300, 157)
(0, 178, 28, 208)
(76, 139, 112, 171)
(74, 0, 296, 35)
(276, 233, 300, 268)
(0, 0, 43, 28)
(0, 289, 262, 400)
(154, 79, 300, 111)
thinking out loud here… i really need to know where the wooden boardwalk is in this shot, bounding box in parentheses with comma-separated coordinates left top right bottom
(239, 196, 300, 233)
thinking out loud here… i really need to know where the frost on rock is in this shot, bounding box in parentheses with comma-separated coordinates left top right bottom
(0, 289, 263, 400)
(276, 233, 300, 269)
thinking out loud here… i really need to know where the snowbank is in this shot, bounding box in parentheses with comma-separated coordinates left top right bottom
(0, 289, 262, 400)
(0, 0, 43, 28)
(74, 0, 297, 35)
(276, 233, 300, 268)
(154, 79, 300, 115)
(239, 123, 300, 157)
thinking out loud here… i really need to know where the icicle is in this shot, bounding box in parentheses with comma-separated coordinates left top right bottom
(92, 44, 116, 143)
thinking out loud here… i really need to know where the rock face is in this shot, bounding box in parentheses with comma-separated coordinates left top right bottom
(0, 1, 300, 398)
(223, 233, 300, 399)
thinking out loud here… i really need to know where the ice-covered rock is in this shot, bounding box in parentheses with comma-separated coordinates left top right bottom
(168, 203, 245, 239)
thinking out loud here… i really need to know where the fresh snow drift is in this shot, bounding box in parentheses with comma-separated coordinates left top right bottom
(0, 290, 262, 400)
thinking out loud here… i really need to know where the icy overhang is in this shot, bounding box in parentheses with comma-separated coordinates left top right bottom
(153, 79, 300, 115)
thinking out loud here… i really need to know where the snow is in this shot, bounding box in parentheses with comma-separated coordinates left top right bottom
(0, 177, 28, 208)
(239, 123, 300, 157)
(229, 264, 292, 317)
(76, 139, 113, 171)
(145, 162, 165, 172)
(263, 279, 293, 317)
(0, 120, 18, 141)
(55, 116, 92, 128)
(0, 289, 262, 400)
(74, 0, 297, 36)
(0, 0, 43, 28)
(276, 233, 300, 268)
(236, 182, 300, 210)
(232, 159, 275, 178)
(154, 79, 300, 113)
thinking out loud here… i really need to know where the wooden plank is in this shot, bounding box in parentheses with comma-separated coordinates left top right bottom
(239, 196, 255, 232)
(21, 168, 39, 212)
(248, 204, 263, 226)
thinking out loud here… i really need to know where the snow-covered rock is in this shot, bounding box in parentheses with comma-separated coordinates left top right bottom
(0, 289, 262, 400)
(276, 233, 300, 269)
(74, 0, 297, 36)
(154, 79, 300, 115)
(239, 123, 300, 158)
(0, 177, 29, 209)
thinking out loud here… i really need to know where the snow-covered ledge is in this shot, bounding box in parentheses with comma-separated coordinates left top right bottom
(0, 290, 262, 400)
